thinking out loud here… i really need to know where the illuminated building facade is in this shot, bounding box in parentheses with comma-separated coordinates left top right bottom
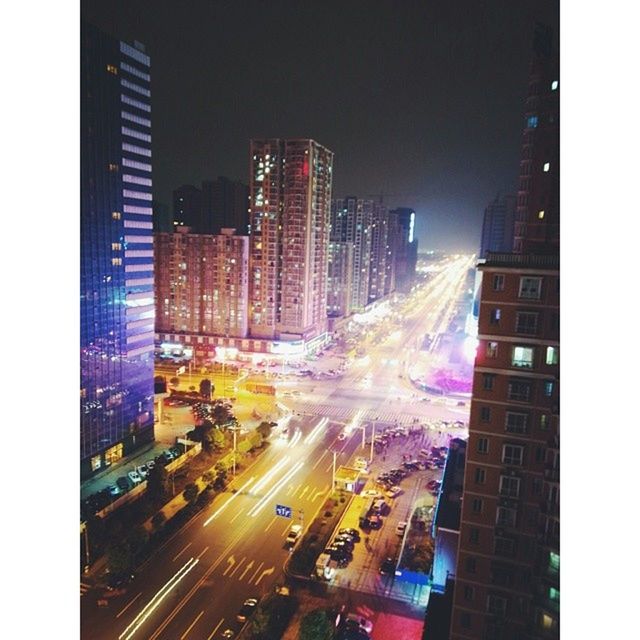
(327, 241, 354, 317)
(368, 202, 391, 303)
(451, 25, 559, 640)
(248, 139, 333, 342)
(155, 228, 249, 338)
(81, 22, 155, 478)
(331, 197, 373, 312)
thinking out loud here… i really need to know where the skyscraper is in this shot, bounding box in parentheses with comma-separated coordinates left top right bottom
(450, 24, 559, 640)
(173, 184, 202, 230)
(368, 202, 391, 303)
(81, 22, 155, 478)
(248, 139, 333, 344)
(480, 194, 516, 258)
(331, 197, 373, 312)
(201, 176, 249, 235)
(327, 241, 354, 318)
(391, 207, 418, 292)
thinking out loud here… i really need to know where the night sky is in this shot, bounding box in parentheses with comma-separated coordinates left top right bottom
(82, 0, 559, 253)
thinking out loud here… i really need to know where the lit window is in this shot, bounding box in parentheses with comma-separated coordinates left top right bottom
(108, 163, 119, 172)
(486, 341, 498, 358)
(538, 210, 545, 219)
(540, 414, 549, 430)
(543, 162, 550, 172)
(543, 380, 555, 397)
(527, 115, 538, 128)
(112, 257, 122, 266)
(490, 308, 501, 324)
(112, 211, 121, 220)
(512, 346, 534, 368)
(551, 80, 558, 91)
(546, 346, 559, 365)
(106, 64, 118, 75)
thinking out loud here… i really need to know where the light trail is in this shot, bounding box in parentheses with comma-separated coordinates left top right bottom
(118, 557, 199, 640)
(202, 475, 256, 526)
(248, 456, 290, 495)
(303, 416, 328, 445)
(247, 461, 305, 517)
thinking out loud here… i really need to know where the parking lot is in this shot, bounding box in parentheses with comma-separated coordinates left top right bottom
(321, 423, 451, 604)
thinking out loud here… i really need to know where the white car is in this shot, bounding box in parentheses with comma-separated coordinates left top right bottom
(386, 486, 403, 499)
(345, 613, 374, 635)
(361, 489, 382, 499)
(127, 470, 142, 485)
(286, 524, 303, 548)
(396, 521, 408, 537)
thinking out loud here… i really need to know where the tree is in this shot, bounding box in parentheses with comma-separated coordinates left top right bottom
(212, 402, 231, 426)
(202, 471, 215, 487)
(106, 540, 133, 576)
(169, 376, 180, 387)
(256, 421, 274, 441)
(298, 609, 333, 640)
(183, 483, 199, 504)
(146, 464, 169, 506)
(251, 605, 271, 638)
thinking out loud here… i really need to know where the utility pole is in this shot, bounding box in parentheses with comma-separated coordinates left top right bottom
(369, 422, 376, 463)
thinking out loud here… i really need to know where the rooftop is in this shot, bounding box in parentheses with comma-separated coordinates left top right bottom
(479, 252, 559, 270)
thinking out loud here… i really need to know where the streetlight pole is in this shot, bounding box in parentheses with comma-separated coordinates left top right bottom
(369, 422, 376, 463)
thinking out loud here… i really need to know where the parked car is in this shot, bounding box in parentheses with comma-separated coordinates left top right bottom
(116, 476, 130, 492)
(146, 460, 156, 470)
(345, 613, 374, 635)
(361, 489, 382, 499)
(338, 528, 361, 542)
(236, 597, 258, 622)
(396, 521, 408, 536)
(108, 485, 122, 497)
(386, 486, 403, 499)
(379, 556, 395, 575)
(137, 464, 149, 479)
(127, 470, 142, 485)
(285, 524, 303, 549)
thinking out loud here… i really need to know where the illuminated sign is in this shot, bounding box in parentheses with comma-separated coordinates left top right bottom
(271, 341, 305, 355)
(409, 212, 415, 243)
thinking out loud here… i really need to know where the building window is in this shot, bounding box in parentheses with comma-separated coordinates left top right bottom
(493, 274, 505, 291)
(527, 115, 538, 128)
(472, 498, 483, 514)
(512, 346, 534, 368)
(486, 341, 498, 358)
(487, 595, 508, 617)
(551, 80, 558, 91)
(505, 412, 528, 434)
(464, 586, 475, 602)
(507, 380, 531, 402)
(469, 527, 480, 544)
(532, 477, 543, 495)
(540, 414, 549, 430)
(90, 455, 102, 472)
(474, 468, 486, 484)
(490, 308, 501, 324)
(465, 556, 477, 574)
(542, 613, 557, 631)
(106, 64, 118, 75)
(477, 437, 489, 454)
(538, 209, 545, 219)
(494, 536, 515, 556)
(460, 613, 471, 628)
(543, 162, 550, 172)
(480, 407, 491, 423)
(502, 444, 524, 466)
(496, 506, 517, 527)
(108, 163, 119, 172)
(549, 551, 560, 572)
(499, 475, 521, 497)
(515, 311, 538, 335)
(518, 276, 542, 299)
(543, 380, 555, 396)
(535, 446, 546, 463)
(482, 374, 495, 390)
(112, 211, 122, 220)
(546, 346, 559, 365)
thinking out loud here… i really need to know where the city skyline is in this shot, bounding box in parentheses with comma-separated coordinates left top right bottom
(82, 0, 559, 253)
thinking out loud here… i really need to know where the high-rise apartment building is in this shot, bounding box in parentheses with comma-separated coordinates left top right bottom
(331, 197, 373, 312)
(480, 194, 516, 258)
(201, 177, 249, 235)
(450, 24, 559, 640)
(81, 22, 155, 478)
(248, 139, 333, 343)
(173, 184, 202, 230)
(155, 228, 249, 338)
(327, 241, 354, 317)
(369, 202, 391, 303)
(391, 207, 418, 292)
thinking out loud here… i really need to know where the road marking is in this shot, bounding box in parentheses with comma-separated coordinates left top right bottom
(203, 475, 256, 526)
(285, 484, 293, 496)
(172, 542, 192, 562)
(292, 482, 302, 497)
(299, 485, 309, 499)
(116, 592, 142, 619)
(239, 560, 255, 581)
(206, 619, 224, 640)
(229, 508, 244, 524)
(197, 546, 209, 560)
(264, 515, 278, 533)
(229, 556, 246, 578)
(222, 555, 236, 576)
(254, 565, 275, 586)
(180, 610, 204, 640)
(281, 521, 292, 536)
(248, 561, 264, 584)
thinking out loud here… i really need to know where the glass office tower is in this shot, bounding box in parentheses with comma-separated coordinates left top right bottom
(81, 22, 155, 478)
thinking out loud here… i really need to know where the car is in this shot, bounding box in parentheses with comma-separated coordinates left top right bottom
(285, 524, 303, 548)
(379, 556, 395, 576)
(396, 521, 408, 536)
(328, 540, 354, 554)
(221, 630, 235, 639)
(345, 613, 374, 635)
(361, 489, 382, 499)
(106, 571, 135, 590)
(386, 486, 403, 499)
(236, 597, 258, 622)
(137, 464, 149, 479)
(333, 536, 355, 551)
(146, 459, 156, 470)
(116, 476, 131, 492)
(127, 470, 142, 485)
(338, 528, 361, 542)
(108, 484, 122, 497)
(162, 450, 176, 463)
(366, 515, 383, 529)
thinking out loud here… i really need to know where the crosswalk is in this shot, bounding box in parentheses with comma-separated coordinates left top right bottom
(292, 403, 424, 426)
